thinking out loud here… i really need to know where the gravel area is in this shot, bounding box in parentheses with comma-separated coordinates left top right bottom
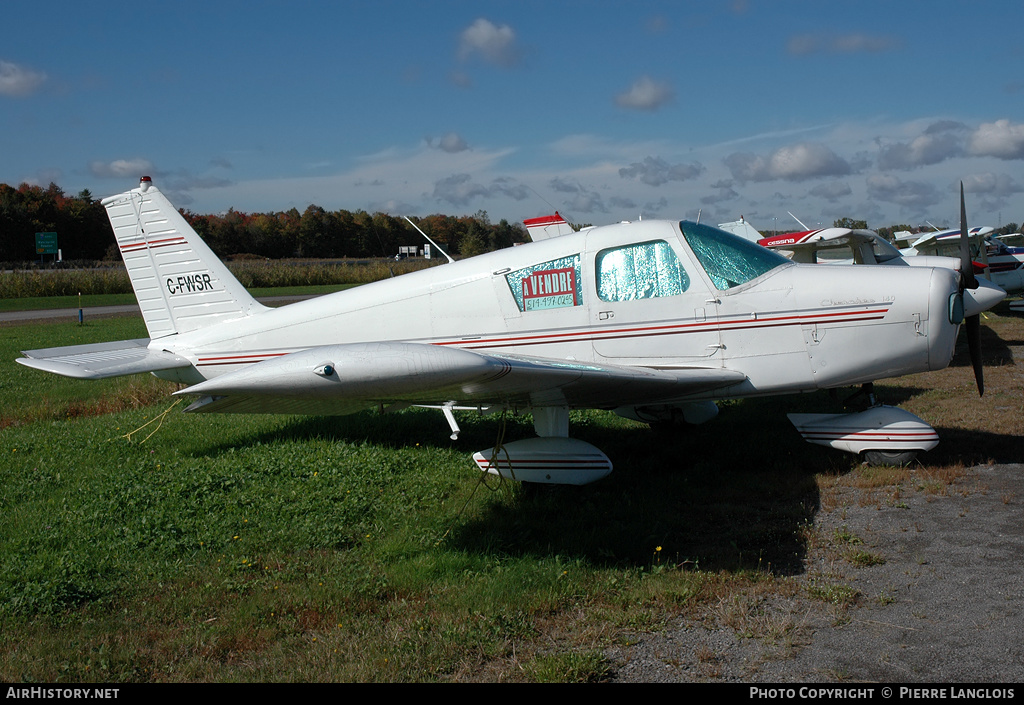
(607, 463, 1024, 683)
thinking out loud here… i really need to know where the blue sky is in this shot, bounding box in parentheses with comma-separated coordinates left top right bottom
(2, 0, 1023, 231)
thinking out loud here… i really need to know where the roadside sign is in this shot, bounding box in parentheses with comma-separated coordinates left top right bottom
(35, 232, 58, 255)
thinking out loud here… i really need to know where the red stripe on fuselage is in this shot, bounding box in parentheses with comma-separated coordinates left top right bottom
(190, 305, 892, 367)
(434, 307, 891, 350)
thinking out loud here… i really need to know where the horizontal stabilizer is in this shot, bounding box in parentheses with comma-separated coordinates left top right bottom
(17, 338, 191, 379)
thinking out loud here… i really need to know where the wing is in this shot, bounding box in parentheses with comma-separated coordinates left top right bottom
(758, 229, 847, 263)
(758, 228, 902, 265)
(175, 341, 745, 415)
(17, 338, 191, 379)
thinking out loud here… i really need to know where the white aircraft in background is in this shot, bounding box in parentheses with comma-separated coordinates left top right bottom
(719, 214, 923, 266)
(716, 218, 1006, 318)
(895, 227, 1024, 295)
(715, 216, 764, 244)
(523, 212, 575, 241)
(17, 178, 997, 483)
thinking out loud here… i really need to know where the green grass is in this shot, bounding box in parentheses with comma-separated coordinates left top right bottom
(1, 317, 174, 426)
(1, 306, 1020, 682)
(0, 294, 139, 312)
(0, 285, 355, 313)
(0, 259, 434, 301)
(0, 315, 844, 681)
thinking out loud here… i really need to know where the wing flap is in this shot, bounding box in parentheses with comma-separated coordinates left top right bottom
(17, 338, 191, 379)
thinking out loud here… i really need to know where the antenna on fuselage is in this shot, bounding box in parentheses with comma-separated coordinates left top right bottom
(403, 216, 455, 264)
(788, 211, 809, 230)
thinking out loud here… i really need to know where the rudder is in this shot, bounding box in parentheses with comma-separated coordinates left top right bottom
(101, 177, 267, 339)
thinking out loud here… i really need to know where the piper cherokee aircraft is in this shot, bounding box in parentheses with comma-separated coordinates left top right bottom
(16, 177, 993, 484)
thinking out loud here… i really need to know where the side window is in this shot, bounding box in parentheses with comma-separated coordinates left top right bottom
(596, 240, 689, 302)
(505, 254, 583, 312)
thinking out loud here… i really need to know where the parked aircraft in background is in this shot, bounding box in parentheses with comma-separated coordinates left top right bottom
(895, 228, 1024, 295)
(758, 226, 908, 265)
(715, 216, 763, 244)
(713, 219, 1005, 320)
(524, 212, 575, 241)
(16, 179, 997, 484)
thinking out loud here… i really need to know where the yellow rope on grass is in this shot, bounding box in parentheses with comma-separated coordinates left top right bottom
(114, 398, 183, 444)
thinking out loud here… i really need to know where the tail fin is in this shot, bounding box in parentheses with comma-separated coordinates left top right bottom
(524, 212, 575, 241)
(716, 216, 763, 243)
(101, 177, 267, 339)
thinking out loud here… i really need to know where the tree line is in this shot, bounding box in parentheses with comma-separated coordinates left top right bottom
(3, 181, 1016, 265)
(0, 182, 528, 264)
(0, 183, 111, 262)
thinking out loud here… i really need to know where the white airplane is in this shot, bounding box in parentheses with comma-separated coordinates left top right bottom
(523, 212, 575, 241)
(896, 227, 1024, 295)
(718, 220, 1006, 317)
(16, 178, 995, 483)
(719, 214, 929, 266)
(715, 216, 764, 244)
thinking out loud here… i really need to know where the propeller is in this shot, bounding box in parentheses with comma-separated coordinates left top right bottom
(958, 182, 984, 396)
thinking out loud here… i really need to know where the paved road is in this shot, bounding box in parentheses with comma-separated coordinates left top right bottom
(0, 296, 316, 324)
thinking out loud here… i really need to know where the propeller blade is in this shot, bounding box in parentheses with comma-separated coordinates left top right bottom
(959, 182, 977, 291)
(959, 183, 984, 396)
(966, 314, 984, 396)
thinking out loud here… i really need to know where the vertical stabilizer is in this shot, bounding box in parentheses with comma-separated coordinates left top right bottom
(716, 216, 763, 243)
(101, 177, 267, 339)
(524, 212, 575, 241)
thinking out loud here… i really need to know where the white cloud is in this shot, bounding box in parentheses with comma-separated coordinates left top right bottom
(865, 174, 942, 211)
(431, 173, 531, 207)
(0, 60, 46, 97)
(961, 172, 1024, 213)
(967, 119, 1024, 160)
(809, 181, 853, 201)
(962, 172, 1023, 198)
(877, 122, 967, 170)
(614, 76, 674, 112)
(618, 156, 704, 186)
(725, 143, 851, 182)
(432, 173, 490, 206)
(700, 180, 740, 205)
(458, 19, 522, 67)
(432, 132, 470, 153)
(88, 158, 157, 179)
(787, 33, 900, 56)
(547, 177, 606, 214)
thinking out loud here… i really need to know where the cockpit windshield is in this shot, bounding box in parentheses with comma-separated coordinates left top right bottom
(679, 221, 790, 290)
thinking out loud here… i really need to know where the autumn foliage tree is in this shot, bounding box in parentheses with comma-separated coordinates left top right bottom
(0, 181, 528, 265)
(0, 183, 111, 261)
